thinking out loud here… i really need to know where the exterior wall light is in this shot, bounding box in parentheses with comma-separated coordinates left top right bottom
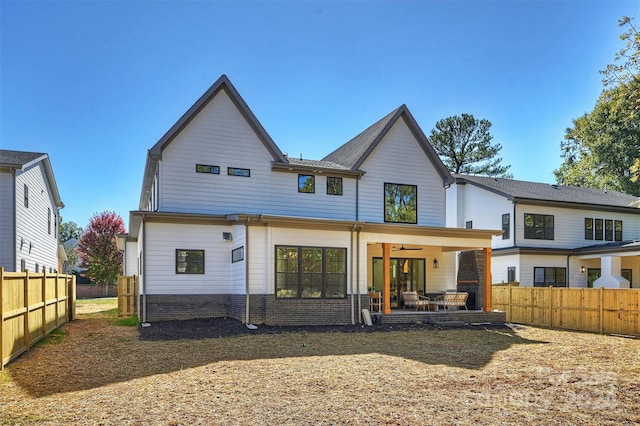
(433, 258, 439, 269)
(581, 266, 586, 274)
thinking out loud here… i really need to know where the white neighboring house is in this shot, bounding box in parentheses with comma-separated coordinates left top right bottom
(0, 150, 65, 273)
(120, 75, 501, 326)
(447, 174, 640, 289)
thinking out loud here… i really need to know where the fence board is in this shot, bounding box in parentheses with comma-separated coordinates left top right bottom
(1, 268, 76, 369)
(118, 276, 138, 318)
(492, 286, 640, 336)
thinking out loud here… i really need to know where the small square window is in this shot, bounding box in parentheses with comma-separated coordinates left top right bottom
(232, 246, 244, 263)
(327, 177, 343, 195)
(176, 249, 205, 274)
(298, 174, 315, 193)
(465, 221, 473, 229)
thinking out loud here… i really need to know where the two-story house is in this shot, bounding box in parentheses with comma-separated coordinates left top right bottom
(0, 150, 65, 273)
(447, 174, 640, 289)
(121, 75, 501, 326)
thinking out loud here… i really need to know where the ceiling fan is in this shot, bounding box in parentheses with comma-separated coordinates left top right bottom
(392, 244, 423, 251)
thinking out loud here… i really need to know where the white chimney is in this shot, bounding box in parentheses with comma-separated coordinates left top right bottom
(593, 256, 630, 289)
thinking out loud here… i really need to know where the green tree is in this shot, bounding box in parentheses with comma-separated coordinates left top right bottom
(76, 211, 126, 287)
(555, 16, 640, 193)
(429, 114, 512, 178)
(59, 220, 84, 273)
(59, 220, 83, 243)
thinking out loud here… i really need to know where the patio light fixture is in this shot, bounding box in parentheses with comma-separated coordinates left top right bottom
(433, 258, 439, 269)
(581, 266, 585, 274)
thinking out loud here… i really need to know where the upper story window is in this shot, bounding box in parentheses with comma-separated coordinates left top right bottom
(48, 208, 51, 234)
(196, 164, 220, 174)
(298, 174, 315, 193)
(228, 167, 250, 177)
(585, 217, 622, 242)
(327, 177, 342, 196)
(502, 213, 510, 239)
(384, 183, 417, 224)
(24, 184, 29, 208)
(524, 213, 554, 240)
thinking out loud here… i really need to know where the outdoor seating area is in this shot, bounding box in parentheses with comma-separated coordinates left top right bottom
(433, 291, 469, 310)
(401, 291, 431, 311)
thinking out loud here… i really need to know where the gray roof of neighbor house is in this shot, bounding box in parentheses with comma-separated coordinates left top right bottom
(455, 174, 640, 211)
(322, 105, 453, 185)
(0, 149, 64, 208)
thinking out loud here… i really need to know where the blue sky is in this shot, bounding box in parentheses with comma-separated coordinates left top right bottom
(1, 0, 638, 230)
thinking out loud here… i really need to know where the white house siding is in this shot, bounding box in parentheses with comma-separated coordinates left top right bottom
(252, 226, 353, 294)
(158, 89, 356, 220)
(124, 241, 138, 276)
(357, 118, 446, 226)
(515, 204, 640, 249)
(144, 222, 234, 295)
(491, 254, 520, 284)
(0, 171, 14, 270)
(14, 163, 59, 273)
(230, 223, 246, 294)
(457, 184, 513, 249)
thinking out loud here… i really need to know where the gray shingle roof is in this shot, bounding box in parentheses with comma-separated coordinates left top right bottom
(322, 107, 401, 169)
(286, 158, 351, 170)
(0, 149, 47, 167)
(456, 174, 640, 209)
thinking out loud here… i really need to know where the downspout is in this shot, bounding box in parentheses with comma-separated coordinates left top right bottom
(245, 217, 251, 325)
(350, 224, 355, 324)
(356, 225, 361, 323)
(566, 254, 572, 288)
(11, 167, 17, 270)
(142, 213, 147, 324)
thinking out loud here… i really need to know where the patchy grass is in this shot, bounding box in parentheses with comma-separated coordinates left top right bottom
(34, 328, 69, 347)
(114, 315, 139, 327)
(1, 305, 639, 425)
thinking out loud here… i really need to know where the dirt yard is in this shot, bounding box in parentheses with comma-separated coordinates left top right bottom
(1, 298, 639, 425)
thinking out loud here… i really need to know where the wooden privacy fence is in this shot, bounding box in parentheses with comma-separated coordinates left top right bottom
(493, 286, 640, 336)
(1, 267, 76, 369)
(118, 275, 138, 317)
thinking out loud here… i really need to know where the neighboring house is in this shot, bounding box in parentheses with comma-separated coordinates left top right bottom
(447, 174, 640, 289)
(120, 75, 501, 326)
(0, 150, 65, 273)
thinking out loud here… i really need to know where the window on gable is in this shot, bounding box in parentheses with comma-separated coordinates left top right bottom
(298, 174, 315, 193)
(275, 245, 347, 299)
(48, 208, 51, 234)
(502, 213, 510, 239)
(584, 218, 594, 240)
(327, 177, 342, 195)
(175, 249, 205, 274)
(384, 183, 417, 224)
(24, 184, 28, 208)
(227, 167, 250, 177)
(196, 164, 220, 174)
(524, 213, 554, 240)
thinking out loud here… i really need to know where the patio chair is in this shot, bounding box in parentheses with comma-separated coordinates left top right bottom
(433, 292, 469, 310)
(369, 291, 383, 313)
(401, 291, 430, 311)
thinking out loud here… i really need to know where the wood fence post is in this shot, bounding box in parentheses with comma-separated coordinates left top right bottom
(549, 286, 553, 328)
(508, 285, 512, 323)
(599, 286, 604, 334)
(1, 267, 4, 370)
(23, 270, 29, 352)
(41, 272, 47, 338)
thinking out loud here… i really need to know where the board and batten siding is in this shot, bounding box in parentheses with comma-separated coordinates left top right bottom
(356, 118, 446, 226)
(456, 184, 512, 249)
(144, 222, 234, 295)
(158, 89, 356, 220)
(14, 163, 59, 273)
(0, 171, 15, 270)
(515, 204, 640, 249)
